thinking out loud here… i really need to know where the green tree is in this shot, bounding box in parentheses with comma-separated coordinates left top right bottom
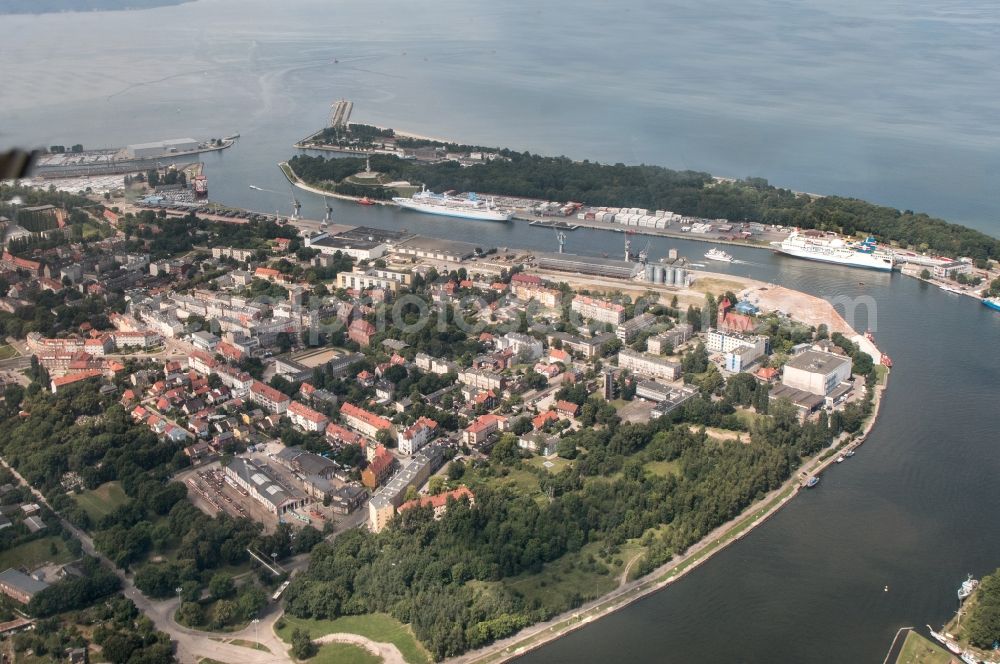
(291, 628, 317, 659)
(491, 433, 521, 465)
(208, 572, 235, 599)
(447, 459, 466, 481)
(966, 570, 1000, 648)
(176, 601, 204, 627)
(556, 437, 577, 459)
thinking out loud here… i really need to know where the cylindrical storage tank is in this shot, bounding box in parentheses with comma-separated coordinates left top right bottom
(664, 267, 674, 285)
(655, 266, 666, 284)
(646, 264, 656, 282)
(675, 268, 687, 286)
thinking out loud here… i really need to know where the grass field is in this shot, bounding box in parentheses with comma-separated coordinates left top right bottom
(480, 467, 542, 498)
(524, 456, 573, 474)
(644, 459, 681, 477)
(312, 642, 381, 664)
(895, 631, 953, 664)
(692, 425, 746, 443)
(690, 277, 746, 296)
(0, 536, 74, 570)
(734, 408, 765, 428)
(505, 542, 617, 614)
(0, 345, 18, 360)
(277, 614, 430, 664)
(73, 481, 128, 522)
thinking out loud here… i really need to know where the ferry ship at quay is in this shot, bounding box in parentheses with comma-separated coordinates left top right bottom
(392, 187, 513, 221)
(774, 232, 895, 271)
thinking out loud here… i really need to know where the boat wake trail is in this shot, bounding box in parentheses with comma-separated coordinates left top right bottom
(249, 185, 281, 194)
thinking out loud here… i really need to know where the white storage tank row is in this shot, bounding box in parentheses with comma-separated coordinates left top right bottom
(644, 263, 689, 286)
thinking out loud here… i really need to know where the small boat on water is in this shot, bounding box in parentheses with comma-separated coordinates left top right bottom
(357, 197, 375, 206)
(705, 248, 734, 262)
(960, 652, 978, 664)
(959, 574, 979, 601)
(805, 476, 819, 488)
(845, 449, 855, 458)
(835, 456, 845, 463)
(249, 185, 262, 191)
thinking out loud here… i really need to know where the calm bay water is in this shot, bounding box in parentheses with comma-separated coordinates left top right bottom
(3, 1, 1000, 661)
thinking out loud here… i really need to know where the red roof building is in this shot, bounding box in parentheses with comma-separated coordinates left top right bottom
(361, 445, 395, 489)
(755, 366, 779, 382)
(216, 341, 245, 363)
(398, 486, 475, 519)
(341, 402, 393, 438)
(717, 297, 755, 334)
(287, 400, 329, 432)
(349, 319, 376, 347)
(326, 422, 362, 447)
(463, 413, 507, 446)
(532, 410, 561, 430)
(397, 416, 438, 455)
(249, 380, 291, 414)
(511, 273, 543, 286)
(555, 400, 580, 417)
(50, 369, 101, 393)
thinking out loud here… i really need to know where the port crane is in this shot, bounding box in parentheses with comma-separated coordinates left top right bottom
(322, 195, 334, 229)
(638, 240, 651, 265)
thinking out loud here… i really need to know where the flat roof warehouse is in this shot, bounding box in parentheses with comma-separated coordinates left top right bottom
(535, 251, 642, 279)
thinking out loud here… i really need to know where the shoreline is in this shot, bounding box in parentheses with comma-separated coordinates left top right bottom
(279, 161, 394, 206)
(280, 161, 777, 252)
(451, 290, 889, 664)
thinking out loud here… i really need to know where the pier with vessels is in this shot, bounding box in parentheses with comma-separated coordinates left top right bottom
(32, 136, 236, 179)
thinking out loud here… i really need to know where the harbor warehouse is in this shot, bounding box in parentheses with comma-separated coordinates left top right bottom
(125, 138, 199, 158)
(781, 350, 852, 396)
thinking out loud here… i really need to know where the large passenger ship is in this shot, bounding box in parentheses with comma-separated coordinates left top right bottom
(774, 232, 895, 271)
(392, 187, 512, 221)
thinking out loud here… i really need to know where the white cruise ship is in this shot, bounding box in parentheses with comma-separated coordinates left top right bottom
(392, 187, 512, 222)
(775, 232, 895, 271)
(704, 248, 733, 262)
